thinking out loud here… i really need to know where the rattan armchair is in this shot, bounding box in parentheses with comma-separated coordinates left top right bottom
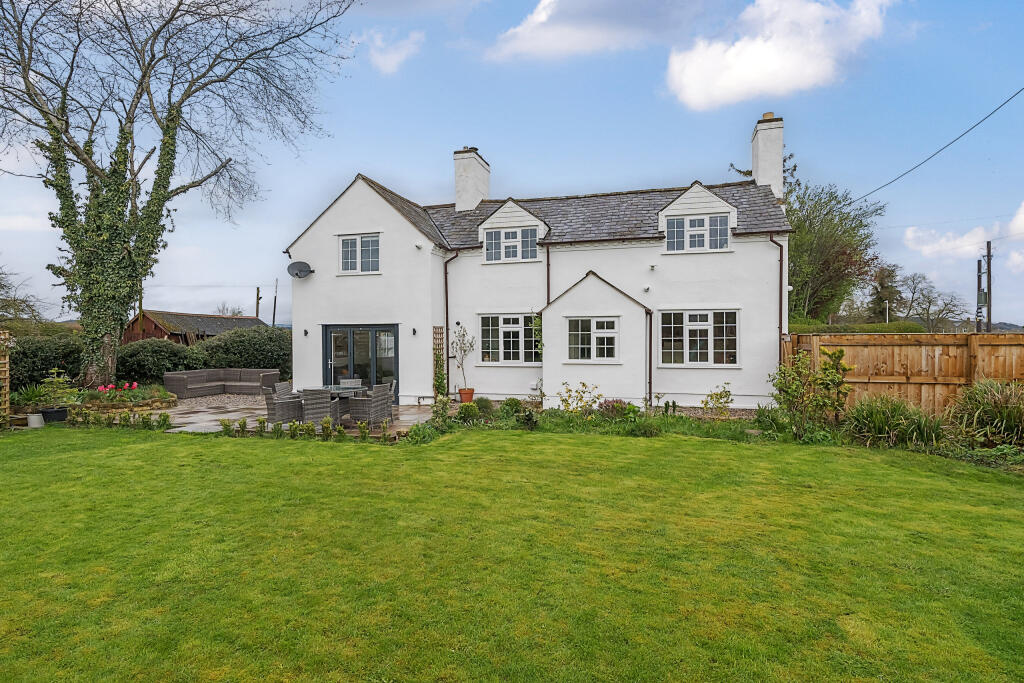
(349, 382, 394, 428)
(265, 382, 302, 423)
(301, 389, 333, 425)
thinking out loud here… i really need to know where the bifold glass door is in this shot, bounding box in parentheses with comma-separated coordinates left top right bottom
(323, 325, 398, 400)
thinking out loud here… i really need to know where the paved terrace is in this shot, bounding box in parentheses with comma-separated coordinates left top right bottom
(165, 394, 431, 435)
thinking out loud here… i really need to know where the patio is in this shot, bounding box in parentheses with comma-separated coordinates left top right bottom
(164, 394, 431, 434)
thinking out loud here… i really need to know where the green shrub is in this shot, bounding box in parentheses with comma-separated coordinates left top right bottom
(623, 419, 662, 438)
(300, 422, 317, 440)
(194, 326, 291, 378)
(405, 423, 439, 445)
(320, 417, 334, 441)
(769, 348, 851, 441)
(473, 396, 495, 417)
(137, 412, 155, 430)
(184, 345, 209, 370)
(287, 421, 300, 439)
(116, 339, 191, 385)
(219, 419, 234, 436)
(432, 348, 446, 398)
(700, 383, 734, 420)
(596, 399, 628, 419)
(155, 413, 172, 431)
(428, 396, 453, 433)
(10, 384, 47, 408)
(255, 417, 267, 437)
(945, 379, 1024, 449)
(517, 408, 538, 431)
(357, 421, 370, 442)
(499, 397, 523, 418)
(236, 417, 248, 437)
(271, 422, 285, 439)
(843, 394, 943, 449)
(10, 335, 84, 389)
(455, 401, 480, 423)
(754, 404, 789, 435)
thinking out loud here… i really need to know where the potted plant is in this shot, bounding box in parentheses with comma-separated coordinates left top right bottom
(11, 384, 47, 426)
(450, 325, 476, 403)
(39, 369, 79, 423)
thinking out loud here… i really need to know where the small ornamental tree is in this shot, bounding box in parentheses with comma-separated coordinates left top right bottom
(0, 0, 356, 385)
(449, 326, 475, 390)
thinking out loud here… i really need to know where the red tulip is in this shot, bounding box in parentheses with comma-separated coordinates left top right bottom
(131, 382, 138, 389)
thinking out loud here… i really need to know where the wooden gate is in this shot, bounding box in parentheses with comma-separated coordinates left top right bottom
(784, 333, 1024, 414)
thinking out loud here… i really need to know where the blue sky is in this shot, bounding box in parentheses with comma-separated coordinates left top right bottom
(2, 0, 1023, 325)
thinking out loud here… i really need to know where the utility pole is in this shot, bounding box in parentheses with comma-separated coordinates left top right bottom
(271, 278, 278, 327)
(985, 240, 993, 333)
(975, 260, 983, 332)
(255, 286, 262, 319)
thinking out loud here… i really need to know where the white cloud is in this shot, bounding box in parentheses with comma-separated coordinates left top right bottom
(903, 200, 1024, 260)
(361, 30, 426, 75)
(666, 0, 895, 110)
(0, 214, 53, 232)
(486, 0, 713, 61)
(1008, 251, 1024, 275)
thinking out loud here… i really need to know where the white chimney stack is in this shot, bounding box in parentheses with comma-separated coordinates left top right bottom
(454, 146, 489, 212)
(751, 112, 784, 198)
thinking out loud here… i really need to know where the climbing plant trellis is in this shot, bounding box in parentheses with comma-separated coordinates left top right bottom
(0, 331, 10, 427)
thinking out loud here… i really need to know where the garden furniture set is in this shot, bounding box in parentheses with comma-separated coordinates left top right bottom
(163, 369, 279, 399)
(263, 378, 395, 427)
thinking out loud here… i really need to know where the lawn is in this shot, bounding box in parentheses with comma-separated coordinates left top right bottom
(1, 428, 1022, 680)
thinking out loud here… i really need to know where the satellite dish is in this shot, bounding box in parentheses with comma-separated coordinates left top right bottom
(287, 261, 314, 279)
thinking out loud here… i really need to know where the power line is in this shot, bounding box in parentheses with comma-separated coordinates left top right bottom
(852, 85, 1024, 204)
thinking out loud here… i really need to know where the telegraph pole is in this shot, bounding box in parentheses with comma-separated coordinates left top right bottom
(255, 286, 262, 319)
(271, 278, 278, 327)
(985, 240, 992, 332)
(976, 259, 983, 332)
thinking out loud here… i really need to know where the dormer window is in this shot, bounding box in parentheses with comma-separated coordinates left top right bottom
(484, 227, 539, 262)
(665, 215, 729, 252)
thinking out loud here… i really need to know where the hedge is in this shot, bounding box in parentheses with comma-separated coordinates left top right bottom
(116, 338, 195, 385)
(789, 321, 926, 334)
(194, 326, 292, 379)
(10, 334, 85, 390)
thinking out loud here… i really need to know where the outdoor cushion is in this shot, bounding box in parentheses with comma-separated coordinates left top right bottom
(220, 369, 241, 382)
(223, 382, 262, 394)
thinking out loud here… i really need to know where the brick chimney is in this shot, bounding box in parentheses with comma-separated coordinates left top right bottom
(454, 146, 489, 212)
(751, 113, 784, 198)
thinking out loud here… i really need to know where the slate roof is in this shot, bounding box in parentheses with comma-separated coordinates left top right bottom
(145, 310, 267, 337)
(422, 180, 789, 249)
(359, 175, 451, 249)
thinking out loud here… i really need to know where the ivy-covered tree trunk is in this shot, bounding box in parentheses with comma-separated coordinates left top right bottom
(45, 110, 181, 387)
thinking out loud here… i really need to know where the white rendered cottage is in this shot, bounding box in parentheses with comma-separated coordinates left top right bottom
(286, 114, 791, 408)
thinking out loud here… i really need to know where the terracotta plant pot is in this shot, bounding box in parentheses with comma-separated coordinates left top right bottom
(458, 388, 475, 403)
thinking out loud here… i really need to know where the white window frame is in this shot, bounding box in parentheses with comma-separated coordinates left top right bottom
(478, 314, 542, 366)
(337, 233, 381, 274)
(482, 227, 540, 263)
(664, 214, 731, 253)
(659, 309, 739, 367)
(566, 317, 619, 363)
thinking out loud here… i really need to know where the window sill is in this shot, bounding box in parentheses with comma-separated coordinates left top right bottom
(482, 258, 543, 265)
(336, 271, 382, 277)
(475, 363, 543, 368)
(658, 364, 742, 369)
(661, 249, 734, 255)
(563, 360, 622, 366)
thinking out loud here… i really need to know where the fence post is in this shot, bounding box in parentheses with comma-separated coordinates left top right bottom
(967, 333, 981, 382)
(810, 335, 821, 371)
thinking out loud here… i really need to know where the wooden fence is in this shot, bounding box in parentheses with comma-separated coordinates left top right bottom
(0, 331, 9, 426)
(784, 333, 1024, 414)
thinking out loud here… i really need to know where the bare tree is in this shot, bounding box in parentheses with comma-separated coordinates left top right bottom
(911, 282, 968, 332)
(215, 302, 244, 316)
(0, 261, 42, 322)
(897, 272, 930, 319)
(0, 0, 354, 384)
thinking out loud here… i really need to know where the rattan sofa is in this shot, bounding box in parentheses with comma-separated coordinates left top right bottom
(163, 369, 280, 399)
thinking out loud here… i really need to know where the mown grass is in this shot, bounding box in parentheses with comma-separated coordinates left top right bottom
(1, 427, 1022, 680)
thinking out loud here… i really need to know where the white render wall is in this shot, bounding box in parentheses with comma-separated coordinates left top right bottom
(288, 178, 440, 404)
(288, 179, 789, 408)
